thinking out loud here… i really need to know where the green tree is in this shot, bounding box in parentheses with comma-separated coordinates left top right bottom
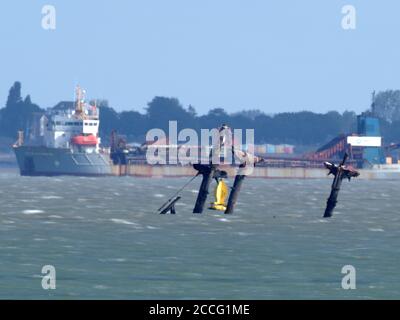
(373, 90, 400, 122)
(0, 82, 42, 138)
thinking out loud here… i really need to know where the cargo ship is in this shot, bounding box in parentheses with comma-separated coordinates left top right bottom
(13, 87, 111, 176)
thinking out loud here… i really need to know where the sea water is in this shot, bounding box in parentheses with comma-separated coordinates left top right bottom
(0, 168, 399, 299)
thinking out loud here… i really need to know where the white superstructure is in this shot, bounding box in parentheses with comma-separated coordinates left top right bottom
(41, 86, 101, 153)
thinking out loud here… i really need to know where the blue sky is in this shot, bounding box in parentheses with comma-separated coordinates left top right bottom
(0, 0, 399, 114)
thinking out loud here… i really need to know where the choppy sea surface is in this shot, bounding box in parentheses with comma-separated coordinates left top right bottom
(0, 167, 399, 299)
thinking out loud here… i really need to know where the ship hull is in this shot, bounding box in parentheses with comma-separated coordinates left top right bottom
(13, 146, 112, 176)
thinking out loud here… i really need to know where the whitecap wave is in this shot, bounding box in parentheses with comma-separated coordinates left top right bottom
(368, 228, 385, 232)
(22, 209, 44, 215)
(110, 218, 136, 225)
(41, 195, 63, 199)
(154, 194, 165, 198)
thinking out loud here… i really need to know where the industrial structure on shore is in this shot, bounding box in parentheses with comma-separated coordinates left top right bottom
(308, 114, 385, 167)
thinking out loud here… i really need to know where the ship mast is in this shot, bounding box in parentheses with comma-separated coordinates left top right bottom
(74, 85, 86, 119)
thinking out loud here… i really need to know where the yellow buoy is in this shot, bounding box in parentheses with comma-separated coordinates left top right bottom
(209, 179, 228, 211)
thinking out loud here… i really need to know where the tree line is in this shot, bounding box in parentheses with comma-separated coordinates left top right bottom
(2, 81, 400, 147)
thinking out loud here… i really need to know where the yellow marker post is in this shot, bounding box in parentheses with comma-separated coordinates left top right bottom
(209, 179, 228, 211)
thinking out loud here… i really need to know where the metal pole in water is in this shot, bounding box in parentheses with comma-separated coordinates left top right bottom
(225, 174, 246, 214)
(193, 164, 216, 213)
(323, 152, 359, 218)
(323, 171, 343, 218)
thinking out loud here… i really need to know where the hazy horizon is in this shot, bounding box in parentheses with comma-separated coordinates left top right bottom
(1, 1, 398, 114)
